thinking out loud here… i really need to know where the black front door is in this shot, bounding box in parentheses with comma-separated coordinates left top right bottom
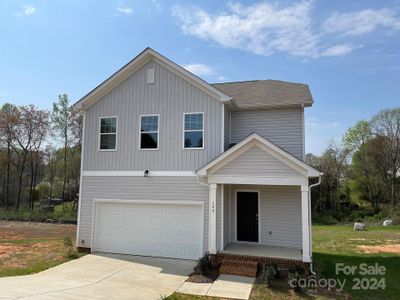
(237, 192, 259, 242)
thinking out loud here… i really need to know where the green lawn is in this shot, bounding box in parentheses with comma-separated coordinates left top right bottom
(168, 225, 400, 300)
(312, 225, 400, 300)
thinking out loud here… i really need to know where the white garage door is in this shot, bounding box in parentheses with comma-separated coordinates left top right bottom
(93, 201, 204, 260)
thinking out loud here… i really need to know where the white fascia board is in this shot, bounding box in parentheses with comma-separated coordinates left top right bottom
(73, 48, 231, 110)
(149, 49, 231, 102)
(197, 133, 320, 177)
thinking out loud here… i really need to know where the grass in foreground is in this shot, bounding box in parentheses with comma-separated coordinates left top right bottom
(0, 220, 80, 277)
(313, 225, 400, 300)
(168, 225, 400, 300)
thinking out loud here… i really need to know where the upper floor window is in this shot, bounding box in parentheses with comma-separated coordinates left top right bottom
(140, 114, 159, 149)
(184, 112, 204, 149)
(99, 117, 117, 150)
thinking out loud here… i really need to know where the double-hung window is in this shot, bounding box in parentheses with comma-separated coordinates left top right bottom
(99, 117, 117, 150)
(140, 115, 159, 149)
(184, 112, 204, 149)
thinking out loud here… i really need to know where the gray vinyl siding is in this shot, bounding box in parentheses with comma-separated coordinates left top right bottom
(224, 105, 231, 150)
(77, 176, 209, 252)
(231, 108, 304, 160)
(211, 145, 301, 177)
(83, 59, 223, 171)
(224, 185, 302, 249)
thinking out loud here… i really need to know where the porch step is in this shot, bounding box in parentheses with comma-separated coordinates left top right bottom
(219, 259, 258, 277)
(213, 252, 309, 277)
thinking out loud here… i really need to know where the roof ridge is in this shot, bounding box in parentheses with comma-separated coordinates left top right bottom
(211, 79, 308, 86)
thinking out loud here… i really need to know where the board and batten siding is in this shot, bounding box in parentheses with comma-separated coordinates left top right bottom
(210, 145, 302, 177)
(83, 59, 223, 171)
(224, 185, 302, 249)
(224, 105, 231, 150)
(77, 176, 209, 252)
(230, 108, 304, 160)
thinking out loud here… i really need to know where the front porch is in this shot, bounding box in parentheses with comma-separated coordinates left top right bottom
(222, 243, 302, 261)
(196, 134, 321, 266)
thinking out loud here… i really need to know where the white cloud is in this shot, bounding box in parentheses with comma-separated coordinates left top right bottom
(217, 75, 227, 81)
(172, 2, 400, 59)
(172, 1, 322, 58)
(15, 4, 37, 17)
(183, 63, 215, 76)
(320, 44, 358, 57)
(116, 6, 133, 16)
(323, 8, 400, 36)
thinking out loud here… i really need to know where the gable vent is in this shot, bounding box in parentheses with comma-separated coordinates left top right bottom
(147, 68, 155, 84)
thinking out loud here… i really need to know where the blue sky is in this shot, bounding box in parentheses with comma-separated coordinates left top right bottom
(0, 0, 399, 154)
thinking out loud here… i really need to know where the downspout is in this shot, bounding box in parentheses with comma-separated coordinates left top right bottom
(308, 173, 322, 275)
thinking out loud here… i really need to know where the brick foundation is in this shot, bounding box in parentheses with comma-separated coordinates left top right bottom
(213, 252, 310, 277)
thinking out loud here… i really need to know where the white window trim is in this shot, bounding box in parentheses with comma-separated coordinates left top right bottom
(234, 189, 261, 245)
(183, 112, 204, 150)
(98, 116, 118, 151)
(139, 114, 160, 150)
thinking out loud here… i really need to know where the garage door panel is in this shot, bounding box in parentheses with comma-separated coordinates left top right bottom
(93, 202, 203, 260)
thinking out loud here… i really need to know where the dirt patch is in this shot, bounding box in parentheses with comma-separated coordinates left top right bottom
(0, 221, 78, 275)
(0, 221, 76, 239)
(358, 244, 400, 254)
(348, 238, 366, 241)
(0, 244, 27, 258)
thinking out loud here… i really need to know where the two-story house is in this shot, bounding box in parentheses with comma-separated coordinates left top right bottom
(74, 48, 321, 272)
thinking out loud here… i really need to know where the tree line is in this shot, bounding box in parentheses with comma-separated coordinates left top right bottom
(0, 95, 81, 212)
(307, 108, 400, 221)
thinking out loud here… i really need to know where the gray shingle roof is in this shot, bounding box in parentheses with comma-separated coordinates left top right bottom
(211, 80, 313, 109)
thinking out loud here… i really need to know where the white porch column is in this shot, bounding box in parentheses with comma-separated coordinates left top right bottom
(301, 185, 311, 262)
(208, 183, 217, 254)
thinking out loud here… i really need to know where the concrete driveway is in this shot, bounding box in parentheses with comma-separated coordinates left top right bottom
(0, 254, 196, 300)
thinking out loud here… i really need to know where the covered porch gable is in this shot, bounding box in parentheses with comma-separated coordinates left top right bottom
(197, 133, 319, 186)
(197, 133, 321, 263)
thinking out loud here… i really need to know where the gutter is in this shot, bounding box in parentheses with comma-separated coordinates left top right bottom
(308, 173, 323, 275)
(197, 174, 210, 188)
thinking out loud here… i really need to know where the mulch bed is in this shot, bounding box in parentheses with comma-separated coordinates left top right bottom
(187, 268, 220, 283)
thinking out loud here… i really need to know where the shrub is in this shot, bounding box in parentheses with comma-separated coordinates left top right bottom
(312, 215, 338, 225)
(53, 202, 77, 220)
(260, 264, 277, 286)
(288, 264, 305, 292)
(288, 264, 305, 275)
(347, 208, 374, 222)
(63, 237, 79, 259)
(196, 253, 211, 275)
(288, 271, 301, 291)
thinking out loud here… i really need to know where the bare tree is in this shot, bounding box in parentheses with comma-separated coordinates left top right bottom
(11, 105, 48, 210)
(327, 141, 351, 213)
(0, 104, 19, 209)
(52, 94, 73, 203)
(371, 108, 400, 206)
